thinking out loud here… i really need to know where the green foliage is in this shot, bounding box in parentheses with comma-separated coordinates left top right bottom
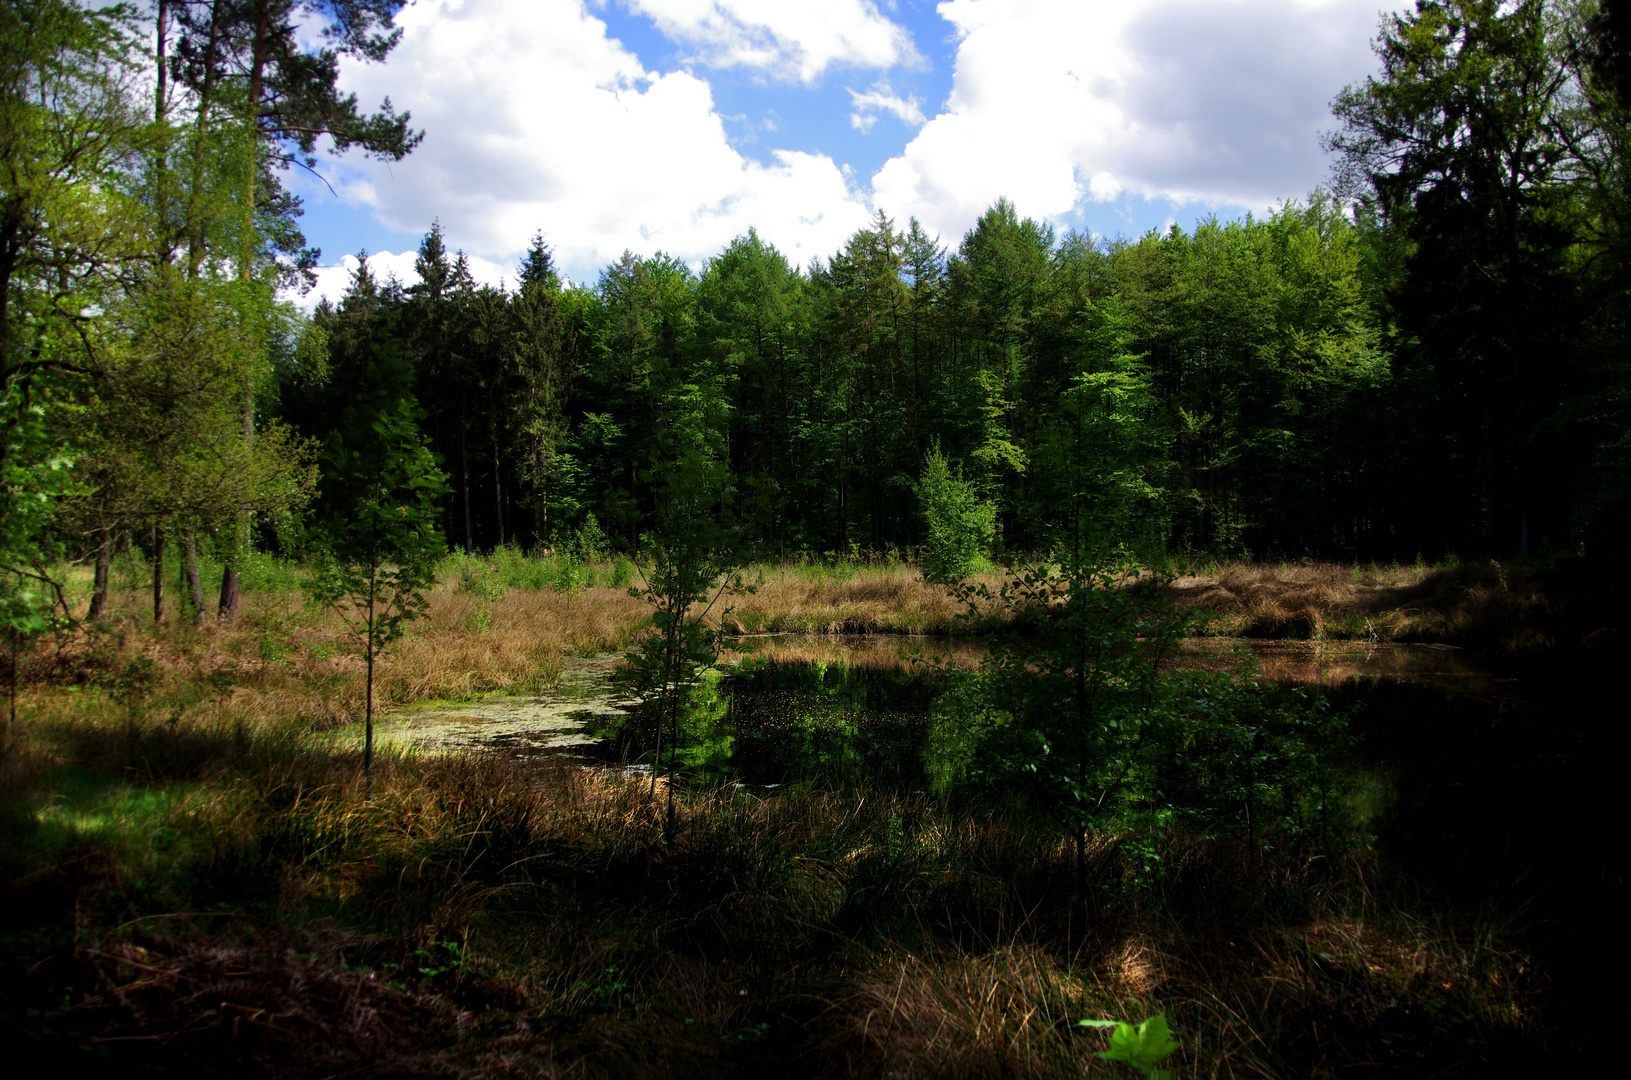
(571, 512, 608, 561)
(942, 558, 1189, 848)
(916, 447, 995, 584)
(619, 366, 750, 840)
(306, 339, 447, 794)
(1163, 671, 1363, 857)
(1, 353, 76, 637)
(1079, 1013, 1181, 1079)
(1026, 300, 1165, 555)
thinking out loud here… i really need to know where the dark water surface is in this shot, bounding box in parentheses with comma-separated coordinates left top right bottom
(380, 635, 1513, 778)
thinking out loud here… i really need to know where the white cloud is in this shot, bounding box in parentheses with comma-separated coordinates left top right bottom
(848, 79, 926, 133)
(625, 0, 919, 84)
(871, 0, 1400, 240)
(304, 0, 1404, 306)
(323, 0, 873, 298)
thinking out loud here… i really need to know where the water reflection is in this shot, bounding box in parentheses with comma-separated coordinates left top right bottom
(383, 635, 1509, 778)
(582, 657, 943, 790)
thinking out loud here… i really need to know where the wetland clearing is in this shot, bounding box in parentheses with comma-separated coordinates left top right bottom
(2, 554, 1615, 1078)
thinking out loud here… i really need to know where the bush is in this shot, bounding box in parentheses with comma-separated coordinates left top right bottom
(917, 449, 995, 585)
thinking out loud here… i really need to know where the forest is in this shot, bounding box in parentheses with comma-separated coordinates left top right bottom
(4, 1, 1629, 604)
(0, 1, 1625, 1077)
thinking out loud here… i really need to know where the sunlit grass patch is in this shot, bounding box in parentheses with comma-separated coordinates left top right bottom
(29, 767, 187, 850)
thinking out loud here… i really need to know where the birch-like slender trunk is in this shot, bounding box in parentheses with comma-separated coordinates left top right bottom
(151, 525, 165, 623)
(89, 528, 110, 619)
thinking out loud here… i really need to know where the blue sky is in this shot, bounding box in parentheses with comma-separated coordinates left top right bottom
(294, 0, 1399, 302)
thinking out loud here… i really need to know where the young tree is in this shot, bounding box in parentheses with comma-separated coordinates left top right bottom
(946, 558, 1188, 917)
(308, 333, 446, 800)
(1, 335, 76, 740)
(164, 0, 421, 617)
(619, 363, 744, 847)
(916, 446, 994, 584)
(0, 2, 145, 632)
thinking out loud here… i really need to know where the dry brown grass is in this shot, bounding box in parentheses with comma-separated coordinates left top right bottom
(1169, 560, 1546, 646)
(1, 554, 1580, 1075)
(384, 584, 649, 702)
(4, 736, 1540, 1079)
(719, 563, 1002, 635)
(20, 575, 652, 743)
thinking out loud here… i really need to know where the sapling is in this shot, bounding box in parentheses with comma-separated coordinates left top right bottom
(307, 342, 447, 801)
(619, 373, 747, 845)
(916, 446, 994, 584)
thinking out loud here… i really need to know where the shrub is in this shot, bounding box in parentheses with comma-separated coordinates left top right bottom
(917, 448, 995, 585)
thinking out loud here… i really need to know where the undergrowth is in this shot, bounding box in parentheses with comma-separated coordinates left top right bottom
(1, 727, 1540, 1078)
(0, 553, 1606, 1075)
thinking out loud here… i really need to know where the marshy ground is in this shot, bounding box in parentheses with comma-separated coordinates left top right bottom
(0, 553, 1618, 1077)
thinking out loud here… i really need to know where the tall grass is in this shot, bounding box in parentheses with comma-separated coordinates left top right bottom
(56, 545, 1562, 648)
(0, 550, 1578, 1074)
(2, 699, 1539, 1077)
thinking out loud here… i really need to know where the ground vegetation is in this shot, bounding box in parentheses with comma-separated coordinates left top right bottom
(0, 2, 1624, 1076)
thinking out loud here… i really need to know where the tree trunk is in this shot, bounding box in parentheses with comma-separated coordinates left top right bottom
(217, 562, 240, 622)
(152, 0, 171, 261)
(186, 2, 221, 277)
(154, 1, 168, 124)
(490, 407, 505, 547)
(184, 530, 206, 621)
(364, 636, 375, 803)
(219, 384, 253, 624)
(89, 529, 110, 619)
(363, 639, 375, 809)
(241, 0, 271, 282)
(461, 421, 474, 552)
(151, 524, 165, 623)
(218, 3, 267, 616)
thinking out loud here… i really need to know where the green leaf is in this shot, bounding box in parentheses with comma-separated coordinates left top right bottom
(1082, 1013, 1180, 1076)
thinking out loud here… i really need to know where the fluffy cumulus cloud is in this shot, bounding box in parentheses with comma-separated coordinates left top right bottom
(625, 0, 919, 83)
(305, 0, 1402, 307)
(873, 0, 1397, 239)
(324, 0, 875, 299)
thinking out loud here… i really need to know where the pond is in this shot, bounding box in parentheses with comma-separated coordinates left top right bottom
(374, 632, 1612, 1062)
(378, 634, 1510, 788)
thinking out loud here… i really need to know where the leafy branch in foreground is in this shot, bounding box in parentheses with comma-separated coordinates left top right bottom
(942, 556, 1189, 909)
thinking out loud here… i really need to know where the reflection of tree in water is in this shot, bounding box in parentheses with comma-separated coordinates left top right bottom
(584, 659, 942, 791)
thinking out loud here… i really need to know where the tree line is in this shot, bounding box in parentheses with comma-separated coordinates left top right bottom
(5, 0, 1631, 643)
